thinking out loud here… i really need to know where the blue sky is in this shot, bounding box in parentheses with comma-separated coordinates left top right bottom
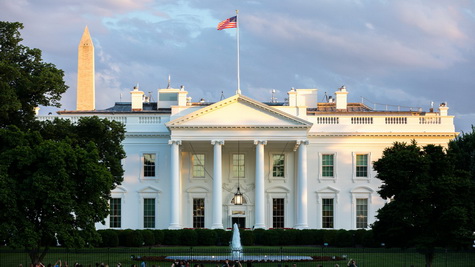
(1, 0, 474, 133)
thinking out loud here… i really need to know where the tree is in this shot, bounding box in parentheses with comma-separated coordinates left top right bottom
(0, 21, 67, 128)
(372, 141, 474, 267)
(0, 117, 125, 264)
(0, 22, 126, 265)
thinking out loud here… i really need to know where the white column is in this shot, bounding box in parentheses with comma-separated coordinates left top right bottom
(211, 140, 224, 229)
(168, 140, 182, 229)
(254, 140, 267, 229)
(295, 140, 309, 229)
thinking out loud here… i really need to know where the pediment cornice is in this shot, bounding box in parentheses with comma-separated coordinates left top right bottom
(166, 94, 312, 129)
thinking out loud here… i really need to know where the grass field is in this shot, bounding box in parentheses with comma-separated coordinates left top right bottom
(1, 247, 473, 267)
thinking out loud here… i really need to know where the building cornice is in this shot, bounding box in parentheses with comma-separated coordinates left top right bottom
(308, 132, 459, 137)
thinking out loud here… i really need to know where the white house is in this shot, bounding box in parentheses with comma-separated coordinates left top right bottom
(41, 27, 456, 231)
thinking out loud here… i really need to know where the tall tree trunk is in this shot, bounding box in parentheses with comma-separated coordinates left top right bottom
(424, 250, 435, 267)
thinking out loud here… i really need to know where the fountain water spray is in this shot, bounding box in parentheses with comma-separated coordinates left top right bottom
(231, 223, 243, 260)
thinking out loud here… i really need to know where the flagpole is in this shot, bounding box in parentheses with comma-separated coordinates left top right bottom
(236, 10, 241, 95)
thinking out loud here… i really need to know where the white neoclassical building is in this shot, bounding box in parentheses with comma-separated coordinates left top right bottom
(40, 27, 457, 231)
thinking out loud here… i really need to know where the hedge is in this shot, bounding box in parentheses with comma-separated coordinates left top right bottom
(95, 228, 377, 247)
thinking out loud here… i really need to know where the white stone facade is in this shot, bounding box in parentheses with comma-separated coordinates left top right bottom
(44, 86, 455, 231)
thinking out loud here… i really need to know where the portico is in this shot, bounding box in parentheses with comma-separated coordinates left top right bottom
(165, 94, 312, 229)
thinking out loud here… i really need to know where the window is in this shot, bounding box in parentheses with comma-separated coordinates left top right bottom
(192, 154, 205, 178)
(110, 198, 121, 228)
(272, 154, 285, 177)
(322, 198, 334, 228)
(233, 154, 245, 178)
(143, 198, 156, 228)
(356, 198, 368, 228)
(322, 154, 334, 177)
(272, 198, 285, 228)
(193, 198, 205, 228)
(143, 153, 156, 177)
(356, 154, 368, 177)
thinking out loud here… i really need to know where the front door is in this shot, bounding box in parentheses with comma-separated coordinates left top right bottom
(231, 217, 245, 228)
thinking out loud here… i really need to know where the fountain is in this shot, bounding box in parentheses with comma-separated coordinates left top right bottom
(163, 224, 313, 263)
(230, 223, 243, 260)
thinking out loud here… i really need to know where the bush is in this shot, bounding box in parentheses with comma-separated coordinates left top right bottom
(162, 230, 181, 245)
(280, 229, 297, 245)
(195, 229, 217, 246)
(141, 230, 155, 246)
(334, 229, 354, 247)
(261, 229, 280, 245)
(252, 228, 266, 245)
(153, 230, 165, 245)
(214, 229, 231, 246)
(240, 230, 254, 246)
(181, 229, 198, 246)
(118, 229, 144, 247)
(98, 229, 119, 247)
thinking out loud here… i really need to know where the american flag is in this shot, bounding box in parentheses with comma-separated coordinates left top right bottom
(217, 16, 237, 30)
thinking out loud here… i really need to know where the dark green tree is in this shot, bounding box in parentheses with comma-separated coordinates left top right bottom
(0, 21, 67, 128)
(0, 21, 126, 265)
(0, 117, 125, 264)
(372, 141, 474, 267)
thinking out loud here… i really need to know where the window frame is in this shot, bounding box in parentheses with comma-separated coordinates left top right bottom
(192, 153, 206, 178)
(232, 153, 245, 178)
(143, 198, 156, 228)
(193, 198, 205, 228)
(352, 152, 372, 182)
(142, 152, 157, 179)
(322, 198, 334, 229)
(319, 153, 337, 181)
(356, 198, 368, 229)
(271, 153, 286, 178)
(272, 198, 285, 229)
(109, 198, 122, 228)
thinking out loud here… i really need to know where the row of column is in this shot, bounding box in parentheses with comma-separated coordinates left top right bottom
(168, 139, 308, 230)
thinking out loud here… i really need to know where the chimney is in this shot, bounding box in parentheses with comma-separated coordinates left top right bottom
(130, 85, 145, 111)
(335, 85, 348, 111)
(438, 102, 449, 116)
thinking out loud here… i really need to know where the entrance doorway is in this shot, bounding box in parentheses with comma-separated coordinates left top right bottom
(231, 217, 245, 228)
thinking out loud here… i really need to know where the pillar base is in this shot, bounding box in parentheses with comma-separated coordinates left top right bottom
(168, 224, 182, 230)
(294, 224, 309, 230)
(211, 224, 224, 229)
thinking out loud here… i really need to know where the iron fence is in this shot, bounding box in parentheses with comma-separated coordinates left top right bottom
(1, 247, 474, 267)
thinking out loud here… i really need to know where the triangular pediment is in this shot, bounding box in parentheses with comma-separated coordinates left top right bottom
(166, 94, 312, 129)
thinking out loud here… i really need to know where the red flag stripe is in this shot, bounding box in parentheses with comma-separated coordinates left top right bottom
(217, 16, 237, 30)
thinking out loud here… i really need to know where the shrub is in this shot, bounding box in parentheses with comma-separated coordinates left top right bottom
(195, 229, 217, 246)
(162, 229, 181, 245)
(181, 229, 198, 246)
(141, 230, 155, 246)
(280, 229, 297, 245)
(322, 230, 337, 246)
(153, 230, 165, 245)
(334, 229, 354, 247)
(252, 228, 266, 245)
(261, 229, 280, 245)
(98, 229, 119, 247)
(214, 229, 231, 246)
(240, 230, 254, 246)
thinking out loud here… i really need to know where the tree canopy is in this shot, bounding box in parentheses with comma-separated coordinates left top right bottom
(372, 141, 475, 267)
(0, 21, 126, 265)
(0, 21, 67, 128)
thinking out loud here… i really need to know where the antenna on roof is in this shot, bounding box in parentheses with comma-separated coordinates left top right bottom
(220, 91, 225, 100)
(167, 75, 171, 89)
(271, 89, 277, 103)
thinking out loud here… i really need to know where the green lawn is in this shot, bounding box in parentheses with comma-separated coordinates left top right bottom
(1, 247, 473, 267)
